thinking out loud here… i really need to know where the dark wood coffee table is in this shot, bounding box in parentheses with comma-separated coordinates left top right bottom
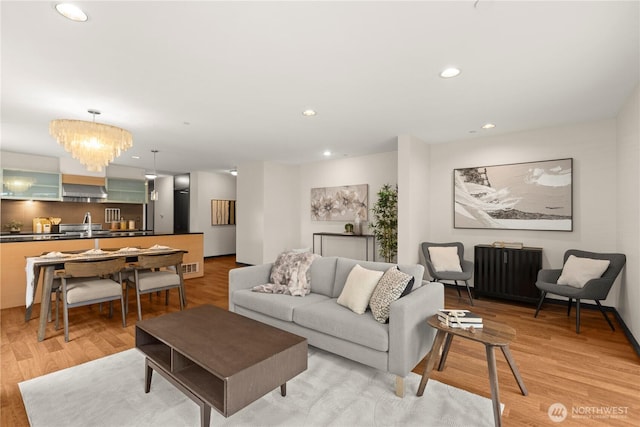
(135, 305, 307, 427)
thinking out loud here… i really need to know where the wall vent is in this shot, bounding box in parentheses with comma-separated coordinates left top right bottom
(182, 262, 199, 274)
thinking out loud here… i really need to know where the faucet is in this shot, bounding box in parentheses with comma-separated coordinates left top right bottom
(83, 212, 92, 237)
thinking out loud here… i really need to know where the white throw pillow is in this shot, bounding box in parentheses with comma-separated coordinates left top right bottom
(337, 264, 384, 314)
(557, 255, 610, 288)
(428, 246, 462, 272)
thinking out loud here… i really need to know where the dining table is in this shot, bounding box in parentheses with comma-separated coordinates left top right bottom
(25, 245, 186, 341)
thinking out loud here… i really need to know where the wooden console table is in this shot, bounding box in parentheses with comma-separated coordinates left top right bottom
(312, 232, 376, 261)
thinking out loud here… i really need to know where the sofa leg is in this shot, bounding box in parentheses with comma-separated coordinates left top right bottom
(395, 376, 405, 398)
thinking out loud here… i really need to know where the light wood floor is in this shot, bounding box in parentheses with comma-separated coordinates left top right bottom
(2, 256, 639, 426)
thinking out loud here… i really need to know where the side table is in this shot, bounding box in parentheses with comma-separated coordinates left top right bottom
(417, 315, 528, 427)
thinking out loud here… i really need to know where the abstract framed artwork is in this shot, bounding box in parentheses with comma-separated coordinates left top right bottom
(211, 199, 236, 225)
(454, 158, 573, 231)
(311, 184, 368, 221)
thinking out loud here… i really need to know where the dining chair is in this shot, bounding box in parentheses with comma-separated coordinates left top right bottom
(125, 251, 186, 320)
(57, 257, 126, 342)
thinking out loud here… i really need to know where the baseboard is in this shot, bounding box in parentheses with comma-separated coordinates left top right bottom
(536, 297, 640, 358)
(613, 310, 640, 358)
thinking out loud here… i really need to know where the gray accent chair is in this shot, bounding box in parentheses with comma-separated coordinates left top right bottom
(420, 242, 474, 305)
(58, 257, 126, 342)
(534, 249, 626, 333)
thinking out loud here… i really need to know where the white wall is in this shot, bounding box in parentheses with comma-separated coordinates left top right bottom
(154, 176, 174, 233)
(616, 84, 640, 340)
(299, 151, 398, 261)
(263, 163, 301, 263)
(398, 135, 431, 265)
(236, 161, 300, 264)
(190, 171, 237, 257)
(425, 119, 620, 305)
(236, 161, 265, 265)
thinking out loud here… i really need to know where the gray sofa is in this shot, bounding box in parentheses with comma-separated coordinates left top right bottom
(229, 256, 444, 396)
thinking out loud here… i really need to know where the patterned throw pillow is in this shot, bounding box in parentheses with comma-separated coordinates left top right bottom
(369, 266, 414, 323)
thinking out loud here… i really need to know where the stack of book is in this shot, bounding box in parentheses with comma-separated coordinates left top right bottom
(437, 309, 483, 329)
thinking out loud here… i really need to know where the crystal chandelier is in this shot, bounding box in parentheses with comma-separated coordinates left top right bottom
(49, 110, 133, 172)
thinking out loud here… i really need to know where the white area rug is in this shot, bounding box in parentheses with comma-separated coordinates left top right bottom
(20, 347, 498, 426)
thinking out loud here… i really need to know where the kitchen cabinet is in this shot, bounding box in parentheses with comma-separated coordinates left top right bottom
(106, 178, 147, 203)
(473, 245, 542, 303)
(1, 169, 61, 201)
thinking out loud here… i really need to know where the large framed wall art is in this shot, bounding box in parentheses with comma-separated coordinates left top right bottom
(311, 184, 368, 221)
(454, 158, 573, 231)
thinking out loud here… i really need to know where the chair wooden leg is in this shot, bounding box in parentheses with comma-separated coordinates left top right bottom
(63, 296, 70, 342)
(165, 289, 170, 305)
(136, 288, 143, 321)
(178, 286, 185, 311)
(567, 298, 572, 316)
(120, 295, 126, 328)
(534, 291, 546, 317)
(595, 300, 615, 331)
(576, 299, 581, 334)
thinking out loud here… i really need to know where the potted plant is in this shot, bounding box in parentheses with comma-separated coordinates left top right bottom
(4, 219, 23, 233)
(369, 184, 398, 262)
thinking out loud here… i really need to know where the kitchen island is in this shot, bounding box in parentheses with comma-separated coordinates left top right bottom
(0, 232, 204, 309)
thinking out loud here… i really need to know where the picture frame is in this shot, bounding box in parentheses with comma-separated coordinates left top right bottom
(211, 199, 236, 225)
(310, 184, 368, 221)
(453, 158, 573, 231)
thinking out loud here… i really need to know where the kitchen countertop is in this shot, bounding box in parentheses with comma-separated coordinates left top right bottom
(0, 231, 203, 243)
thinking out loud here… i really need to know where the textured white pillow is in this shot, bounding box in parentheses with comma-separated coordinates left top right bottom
(337, 264, 384, 314)
(557, 255, 610, 288)
(428, 246, 462, 272)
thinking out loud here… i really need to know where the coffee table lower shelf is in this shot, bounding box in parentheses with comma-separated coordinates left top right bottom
(135, 305, 308, 427)
(145, 357, 220, 427)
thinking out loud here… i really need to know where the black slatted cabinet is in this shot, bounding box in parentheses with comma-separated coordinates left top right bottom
(473, 245, 543, 303)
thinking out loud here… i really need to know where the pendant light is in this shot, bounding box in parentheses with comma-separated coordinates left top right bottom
(149, 149, 159, 201)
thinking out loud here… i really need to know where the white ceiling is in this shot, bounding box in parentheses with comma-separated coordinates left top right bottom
(1, 1, 638, 176)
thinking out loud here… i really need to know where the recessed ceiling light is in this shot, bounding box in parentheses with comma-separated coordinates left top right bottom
(482, 123, 496, 129)
(145, 173, 157, 180)
(323, 150, 331, 157)
(131, 155, 140, 160)
(55, 3, 88, 22)
(302, 109, 317, 117)
(439, 67, 461, 78)
(230, 169, 238, 176)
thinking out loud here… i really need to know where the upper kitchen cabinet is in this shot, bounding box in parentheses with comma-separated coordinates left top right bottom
(1, 169, 61, 201)
(106, 178, 147, 203)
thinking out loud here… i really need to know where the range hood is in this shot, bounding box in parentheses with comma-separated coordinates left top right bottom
(61, 183, 108, 202)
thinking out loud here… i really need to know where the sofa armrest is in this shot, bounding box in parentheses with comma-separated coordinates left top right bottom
(228, 263, 273, 311)
(388, 281, 444, 378)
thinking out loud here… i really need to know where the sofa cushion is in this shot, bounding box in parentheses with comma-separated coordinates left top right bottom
(557, 255, 610, 288)
(293, 299, 389, 352)
(369, 267, 414, 323)
(232, 290, 330, 322)
(336, 264, 384, 314)
(332, 258, 424, 298)
(309, 256, 338, 297)
(428, 246, 462, 272)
